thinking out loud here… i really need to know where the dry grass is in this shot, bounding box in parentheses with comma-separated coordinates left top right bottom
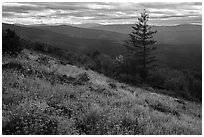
(2, 49, 202, 135)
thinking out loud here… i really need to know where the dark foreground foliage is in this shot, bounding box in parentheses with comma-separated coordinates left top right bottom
(2, 29, 23, 56)
(3, 113, 58, 135)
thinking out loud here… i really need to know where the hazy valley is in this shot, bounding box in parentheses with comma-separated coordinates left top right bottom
(3, 23, 201, 70)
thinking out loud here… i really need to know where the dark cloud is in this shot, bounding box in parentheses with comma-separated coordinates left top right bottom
(2, 12, 14, 17)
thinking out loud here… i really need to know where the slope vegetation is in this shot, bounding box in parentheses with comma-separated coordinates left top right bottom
(2, 49, 202, 135)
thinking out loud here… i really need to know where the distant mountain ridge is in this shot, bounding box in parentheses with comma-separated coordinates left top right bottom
(73, 23, 102, 28)
(16, 23, 128, 42)
(90, 23, 201, 46)
(2, 23, 202, 70)
(90, 23, 201, 34)
(2, 23, 126, 56)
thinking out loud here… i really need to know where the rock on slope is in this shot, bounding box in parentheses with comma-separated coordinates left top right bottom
(2, 49, 202, 135)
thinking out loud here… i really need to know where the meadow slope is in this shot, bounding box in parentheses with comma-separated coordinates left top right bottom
(2, 49, 202, 135)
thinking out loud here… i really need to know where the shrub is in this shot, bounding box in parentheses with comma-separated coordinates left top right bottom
(2, 62, 26, 73)
(188, 78, 202, 101)
(75, 109, 105, 134)
(166, 69, 187, 91)
(58, 60, 68, 65)
(94, 54, 117, 75)
(149, 68, 193, 99)
(46, 104, 73, 118)
(2, 113, 58, 135)
(34, 42, 45, 52)
(148, 72, 165, 89)
(108, 82, 117, 89)
(75, 108, 141, 135)
(37, 55, 50, 66)
(3, 29, 23, 56)
(148, 102, 179, 117)
(75, 72, 90, 85)
(119, 115, 140, 134)
(117, 73, 142, 85)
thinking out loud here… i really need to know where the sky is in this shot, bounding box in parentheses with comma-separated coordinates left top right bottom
(2, 2, 202, 26)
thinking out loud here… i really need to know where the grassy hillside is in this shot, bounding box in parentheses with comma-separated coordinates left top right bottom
(2, 49, 202, 135)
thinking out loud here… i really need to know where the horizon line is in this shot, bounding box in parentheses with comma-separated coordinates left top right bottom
(2, 22, 202, 27)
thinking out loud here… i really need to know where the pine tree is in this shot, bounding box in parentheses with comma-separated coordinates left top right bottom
(125, 9, 157, 82)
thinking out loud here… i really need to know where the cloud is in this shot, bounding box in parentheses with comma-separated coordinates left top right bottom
(85, 3, 115, 9)
(2, 12, 14, 17)
(2, 2, 202, 26)
(2, 2, 44, 13)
